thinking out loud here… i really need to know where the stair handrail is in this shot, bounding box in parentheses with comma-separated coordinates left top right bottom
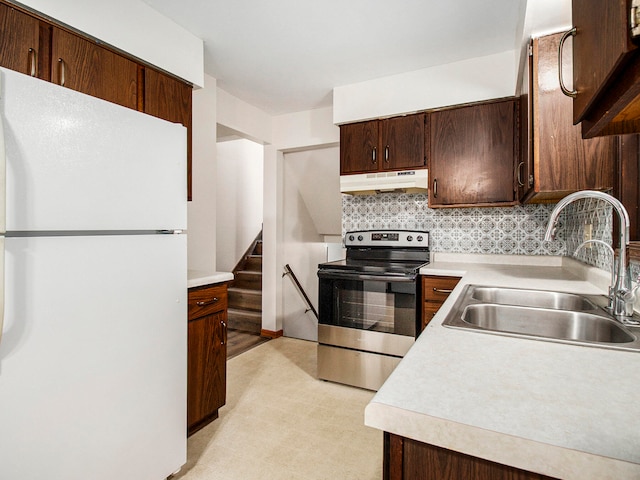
(282, 264, 318, 319)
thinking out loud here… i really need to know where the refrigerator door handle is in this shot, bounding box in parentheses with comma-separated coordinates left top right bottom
(0, 72, 6, 235)
(0, 73, 6, 345)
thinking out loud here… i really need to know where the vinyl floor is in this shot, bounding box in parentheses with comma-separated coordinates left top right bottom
(174, 337, 382, 480)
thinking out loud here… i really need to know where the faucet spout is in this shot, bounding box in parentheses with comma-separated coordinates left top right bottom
(544, 190, 633, 319)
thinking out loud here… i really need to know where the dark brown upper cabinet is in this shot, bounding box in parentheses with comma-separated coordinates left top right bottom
(0, 2, 50, 80)
(568, 0, 640, 137)
(144, 67, 193, 200)
(51, 28, 138, 110)
(340, 113, 426, 175)
(520, 33, 615, 203)
(429, 99, 518, 208)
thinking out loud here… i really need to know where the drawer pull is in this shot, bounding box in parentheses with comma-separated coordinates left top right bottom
(433, 287, 453, 294)
(196, 297, 219, 307)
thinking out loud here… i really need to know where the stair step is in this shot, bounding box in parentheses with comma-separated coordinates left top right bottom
(234, 270, 262, 290)
(227, 308, 262, 334)
(253, 241, 262, 256)
(228, 287, 262, 311)
(244, 255, 262, 271)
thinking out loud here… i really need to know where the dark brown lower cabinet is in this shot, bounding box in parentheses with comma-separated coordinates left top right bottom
(187, 283, 228, 436)
(384, 433, 558, 480)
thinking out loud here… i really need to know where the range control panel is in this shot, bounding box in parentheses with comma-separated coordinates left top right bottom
(344, 230, 429, 248)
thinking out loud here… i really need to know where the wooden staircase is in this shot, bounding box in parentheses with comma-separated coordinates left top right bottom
(228, 232, 262, 335)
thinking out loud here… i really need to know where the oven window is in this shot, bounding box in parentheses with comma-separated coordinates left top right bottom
(320, 278, 416, 336)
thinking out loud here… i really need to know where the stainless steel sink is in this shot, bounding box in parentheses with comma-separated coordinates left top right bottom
(470, 286, 598, 311)
(442, 285, 640, 351)
(462, 304, 635, 344)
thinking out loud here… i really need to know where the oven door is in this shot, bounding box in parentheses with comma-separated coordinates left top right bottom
(317, 270, 417, 356)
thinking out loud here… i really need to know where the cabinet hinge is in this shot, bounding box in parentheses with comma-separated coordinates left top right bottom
(631, 0, 640, 40)
(528, 44, 533, 57)
(528, 174, 534, 188)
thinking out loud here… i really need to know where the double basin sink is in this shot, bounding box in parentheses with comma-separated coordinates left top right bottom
(442, 285, 640, 351)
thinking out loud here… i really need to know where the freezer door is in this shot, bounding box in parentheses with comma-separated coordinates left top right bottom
(0, 67, 186, 232)
(0, 234, 187, 480)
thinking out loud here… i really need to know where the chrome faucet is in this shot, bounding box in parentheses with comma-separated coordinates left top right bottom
(544, 190, 636, 322)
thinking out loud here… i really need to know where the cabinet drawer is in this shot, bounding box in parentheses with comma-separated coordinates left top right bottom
(422, 276, 461, 302)
(188, 284, 228, 320)
(421, 304, 441, 330)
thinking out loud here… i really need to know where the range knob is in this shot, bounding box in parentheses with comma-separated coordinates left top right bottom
(417, 235, 424, 242)
(348, 235, 355, 241)
(406, 235, 413, 242)
(357, 235, 364, 241)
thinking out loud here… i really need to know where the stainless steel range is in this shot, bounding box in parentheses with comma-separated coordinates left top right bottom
(317, 229, 429, 390)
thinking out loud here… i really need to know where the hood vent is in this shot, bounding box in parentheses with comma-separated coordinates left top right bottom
(340, 169, 428, 195)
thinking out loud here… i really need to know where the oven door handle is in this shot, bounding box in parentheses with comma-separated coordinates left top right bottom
(318, 270, 416, 283)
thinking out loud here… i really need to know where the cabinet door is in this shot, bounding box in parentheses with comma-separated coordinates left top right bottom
(572, 0, 635, 124)
(145, 68, 193, 200)
(340, 120, 379, 174)
(526, 33, 614, 201)
(381, 114, 426, 171)
(430, 100, 517, 207)
(187, 310, 227, 433)
(51, 28, 138, 109)
(0, 3, 49, 79)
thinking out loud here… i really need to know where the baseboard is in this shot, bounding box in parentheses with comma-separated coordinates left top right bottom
(260, 329, 283, 339)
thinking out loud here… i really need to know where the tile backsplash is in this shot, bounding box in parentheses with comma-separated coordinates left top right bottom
(342, 193, 637, 278)
(342, 193, 562, 256)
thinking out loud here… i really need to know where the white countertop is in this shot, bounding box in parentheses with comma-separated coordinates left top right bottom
(187, 270, 233, 288)
(365, 254, 640, 479)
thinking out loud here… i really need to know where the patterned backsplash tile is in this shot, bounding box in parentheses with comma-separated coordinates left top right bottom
(342, 193, 562, 256)
(341, 193, 637, 277)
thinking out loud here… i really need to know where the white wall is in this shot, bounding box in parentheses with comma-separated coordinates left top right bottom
(188, 74, 218, 272)
(333, 50, 517, 124)
(17, 0, 204, 86)
(217, 89, 273, 145)
(216, 139, 264, 272)
(282, 147, 341, 341)
(284, 148, 341, 236)
(272, 106, 339, 150)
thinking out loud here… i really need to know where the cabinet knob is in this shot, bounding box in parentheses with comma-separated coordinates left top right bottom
(372, 147, 377, 164)
(384, 145, 389, 163)
(433, 178, 438, 198)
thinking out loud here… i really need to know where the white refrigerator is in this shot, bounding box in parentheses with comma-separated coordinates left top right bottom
(0, 67, 188, 479)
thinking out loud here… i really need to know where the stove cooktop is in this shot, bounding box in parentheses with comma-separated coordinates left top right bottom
(319, 258, 429, 275)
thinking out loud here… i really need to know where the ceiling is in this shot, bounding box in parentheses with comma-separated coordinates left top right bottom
(141, 0, 527, 116)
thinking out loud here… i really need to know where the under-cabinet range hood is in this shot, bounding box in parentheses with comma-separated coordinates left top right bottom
(340, 169, 428, 195)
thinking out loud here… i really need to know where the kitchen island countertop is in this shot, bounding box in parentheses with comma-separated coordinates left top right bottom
(365, 253, 640, 479)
